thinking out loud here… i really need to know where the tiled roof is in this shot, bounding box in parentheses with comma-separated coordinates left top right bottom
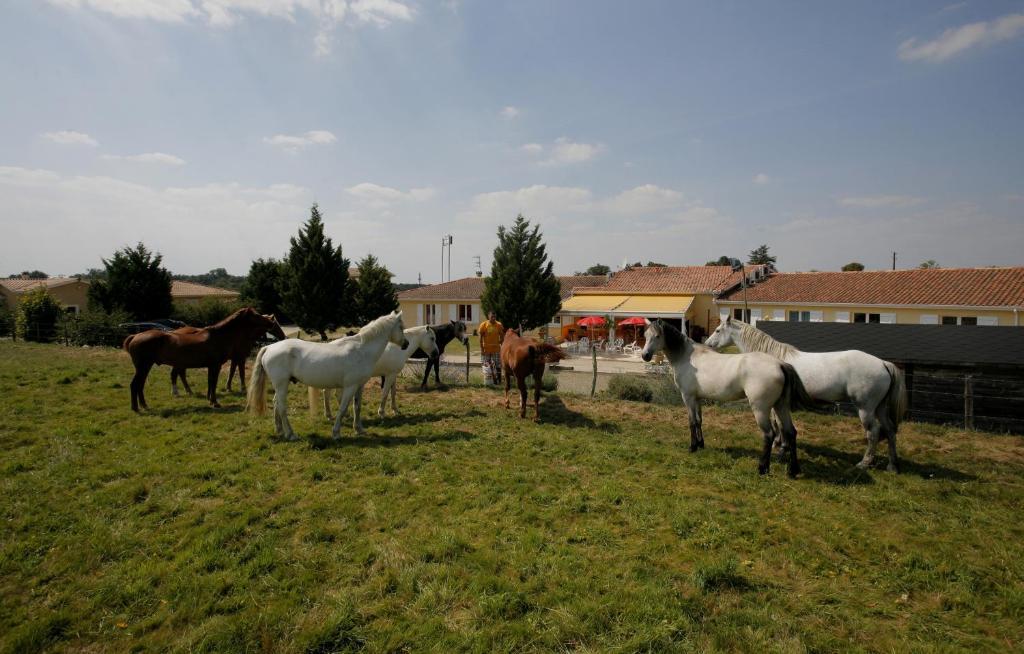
(171, 280, 240, 298)
(397, 275, 610, 302)
(0, 277, 86, 293)
(717, 268, 1024, 308)
(398, 277, 486, 300)
(573, 265, 763, 295)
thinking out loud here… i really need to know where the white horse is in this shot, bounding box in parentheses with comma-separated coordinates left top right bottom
(642, 319, 815, 477)
(705, 317, 907, 472)
(309, 324, 440, 421)
(246, 312, 409, 440)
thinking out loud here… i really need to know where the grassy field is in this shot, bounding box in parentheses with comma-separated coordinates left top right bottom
(2, 341, 1023, 653)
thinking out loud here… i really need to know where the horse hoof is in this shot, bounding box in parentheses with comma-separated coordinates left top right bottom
(698, 440, 705, 450)
(788, 466, 800, 478)
(887, 463, 900, 474)
(758, 464, 769, 475)
(689, 444, 699, 453)
(856, 460, 871, 470)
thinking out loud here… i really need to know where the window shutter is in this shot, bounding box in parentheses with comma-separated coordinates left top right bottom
(919, 314, 938, 325)
(416, 304, 423, 325)
(978, 316, 998, 326)
(880, 313, 896, 324)
(810, 311, 823, 322)
(834, 311, 849, 323)
(449, 304, 457, 321)
(773, 309, 785, 321)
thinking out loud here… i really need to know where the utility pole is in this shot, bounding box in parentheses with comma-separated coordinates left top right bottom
(441, 234, 453, 282)
(473, 255, 482, 277)
(892, 251, 897, 271)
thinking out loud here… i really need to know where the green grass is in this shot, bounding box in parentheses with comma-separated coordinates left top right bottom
(2, 341, 1023, 653)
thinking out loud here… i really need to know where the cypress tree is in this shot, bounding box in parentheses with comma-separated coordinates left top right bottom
(88, 242, 173, 320)
(481, 214, 562, 331)
(353, 254, 398, 325)
(281, 204, 352, 340)
(241, 258, 289, 322)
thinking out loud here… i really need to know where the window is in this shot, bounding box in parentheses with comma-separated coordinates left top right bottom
(64, 305, 79, 315)
(961, 316, 977, 326)
(424, 304, 437, 324)
(941, 316, 957, 325)
(942, 316, 978, 326)
(854, 312, 881, 323)
(733, 308, 751, 321)
(789, 311, 811, 322)
(457, 304, 473, 321)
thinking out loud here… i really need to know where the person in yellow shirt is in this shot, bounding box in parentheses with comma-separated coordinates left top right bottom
(477, 310, 505, 385)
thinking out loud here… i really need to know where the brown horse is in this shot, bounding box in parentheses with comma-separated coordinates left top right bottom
(123, 308, 284, 411)
(501, 329, 568, 421)
(169, 316, 286, 396)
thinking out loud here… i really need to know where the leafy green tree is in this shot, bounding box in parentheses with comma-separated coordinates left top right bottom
(705, 255, 733, 266)
(353, 254, 398, 325)
(87, 243, 173, 320)
(645, 261, 667, 267)
(577, 263, 610, 276)
(241, 258, 288, 322)
(481, 214, 562, 331)
(15, 287, 64, 342)
(8, 270, 48, 279)
(0, 298, 13, 337)
(747, 244, 777, 269)
(919, 260, 940, 269)
(842, 262, 865, 271)
(171, 298, 241, 327)
(281, 204, 352, 340)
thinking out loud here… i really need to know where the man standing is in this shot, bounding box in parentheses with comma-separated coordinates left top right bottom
(478, 310, 504, 385)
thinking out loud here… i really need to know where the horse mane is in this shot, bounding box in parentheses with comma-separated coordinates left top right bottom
(207, 307, 255, 330)
(357, 313, 399, 343)
(659, 320, 689, 359)
(734, 321, 799, 359)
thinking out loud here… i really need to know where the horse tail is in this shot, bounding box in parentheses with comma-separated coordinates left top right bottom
(246, 346, 269, 416)
(781, 363, 819, 412)
(533, 343, 568, 364)
(122, 334, 135, 352)
(882, 361, 907, 432)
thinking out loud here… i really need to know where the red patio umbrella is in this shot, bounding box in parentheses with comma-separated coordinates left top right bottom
(575, 316, 605, 327)
(618, 316, 646, 326)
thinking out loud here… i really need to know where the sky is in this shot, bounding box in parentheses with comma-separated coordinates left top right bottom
(1, 0, 1022, 284)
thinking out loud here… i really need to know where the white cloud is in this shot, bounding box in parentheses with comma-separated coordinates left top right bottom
(0, 166, 312, 275)
(839, 195, 925, 208)
(898, 13, 1024, 62)
(458, 185, 592, 224)
(601, 185, 684, 214)
(349, 0, 414, 26)
(46, 0, 197, 22)
(41, 130, 98, 146)
(101, 152, 186, 166)
(345, 182, 435, 208)
(499, 106, 520, 119)
(263, 130, 337, 153)
(521, 137, 604, 166)
(753, 173, 770, 185)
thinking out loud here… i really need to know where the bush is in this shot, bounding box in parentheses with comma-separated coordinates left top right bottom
(64, 309, 132, 347)
(0, 300, 13, 338)
(15, 288, 64, 342)
(525, 373, 558, 392)
(648, 374, 683, 406)
(171, 298, 241, 327)
(607, 374, 654, 402)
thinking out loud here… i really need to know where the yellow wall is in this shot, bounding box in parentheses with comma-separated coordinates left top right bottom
(715, 302, 1018, 326)
(1, 282, 91, 314)
(398, 300, 483, 330)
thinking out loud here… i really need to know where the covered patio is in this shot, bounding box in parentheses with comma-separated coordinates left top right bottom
(557, 293, 694, 352)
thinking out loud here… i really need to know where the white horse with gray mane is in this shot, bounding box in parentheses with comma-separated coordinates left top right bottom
(309, 324, 440, 424)
(246, 312, 409, 440)
(705, 317, 906, 472)
(642, 318, 816, 477)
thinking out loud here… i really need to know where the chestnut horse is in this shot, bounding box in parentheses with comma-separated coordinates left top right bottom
(123, 308, 283, 411)
(169, 316, 286, 396)
(501, 329, 567, 421)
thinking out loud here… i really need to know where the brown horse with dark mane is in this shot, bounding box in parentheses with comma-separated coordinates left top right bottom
(123, 308, 285, 411)
(169, 315, 286, 396)
(501, 328, 568, 421)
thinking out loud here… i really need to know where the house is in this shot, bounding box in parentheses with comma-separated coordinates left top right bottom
(396, 275, 609, 331)
(0, 277, 91, 314)
(171, 280, 241, 306)
(559, 265, 765, 340)
(715, 267, 1024, 327)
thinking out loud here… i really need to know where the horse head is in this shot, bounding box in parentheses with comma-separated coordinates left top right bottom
(450, 320, 469, 346)
(390, 311, 410, 350)
(641, 319, 665, 362)
(261, 313, 288, 341)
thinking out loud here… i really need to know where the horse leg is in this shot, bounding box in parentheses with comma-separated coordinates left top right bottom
(352, 386, 366, 435)
(226, 361, 235, 392)
(324, 388, 334, 421)
(434, 354, 443, 386)
(272, 385, 295, 440)
(695, 402, 705, 449)
(171, 368, 180, 397)
(504, 365, 512, 409)
(331, 386, 359, 439)
(856, 408, 881, 469)
(207, 367, 221, 408)
(390, 375, 400, 414)
(532, 369, 542, 422)
(180, 369, 194, 396)
(130, 361, 153, 412)
(877, 405, 900, 473)
(773, 402, 801, 478)
(517, 375, 528, 419)
(237, 360, 246, 394)
(682, 395, 702, 452)
(752, 406, 775, 475)
(420, 358, 432, 389)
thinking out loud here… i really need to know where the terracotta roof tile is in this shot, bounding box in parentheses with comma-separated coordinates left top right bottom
(397, 275, 610, 301)
(0, 277, 85, 293)
(717, 268, 1024, 308)
(572, 265, 763, 295)
(171, 280, 240, 298)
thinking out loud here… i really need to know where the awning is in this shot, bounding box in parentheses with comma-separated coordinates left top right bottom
(560, 294, 694, 317)
(614, 295, 694, 316)
(560, 294, 631, 313)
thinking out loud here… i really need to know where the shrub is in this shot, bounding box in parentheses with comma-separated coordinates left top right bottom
(0, 299, 13, 338)
(15, 288, 64, 342)
(171, 298, 241, 328)
(525, 373, 558, 392)
(607, 374, 653, 403)
(64, 309, 132, 347)
(649, 374, 683, 406)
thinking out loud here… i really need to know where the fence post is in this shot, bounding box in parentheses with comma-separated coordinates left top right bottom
(590, 345, 597, 397)
(964, 374, 974, 431)
(465, 345, 470, 385)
